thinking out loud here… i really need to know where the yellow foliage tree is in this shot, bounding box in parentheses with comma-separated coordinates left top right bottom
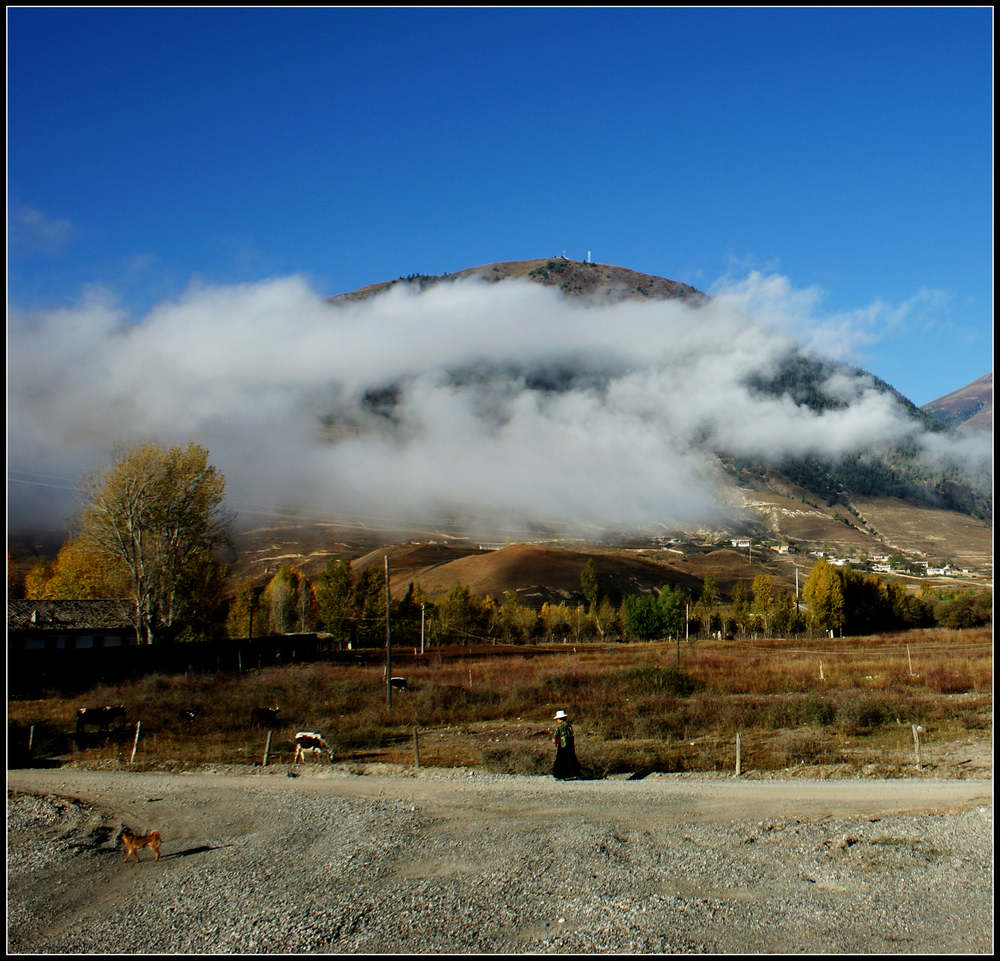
(24, 538, 129, 600)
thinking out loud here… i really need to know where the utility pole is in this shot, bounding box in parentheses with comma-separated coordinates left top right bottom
(420, 603, 426, 655)
(385, 555, 392, 710)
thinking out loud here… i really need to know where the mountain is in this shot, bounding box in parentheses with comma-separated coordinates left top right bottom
(213, 259, 994, 596)
(922, 373, 993, 432)
(325, 257, 990, 522)
(327, 257, 707, 307)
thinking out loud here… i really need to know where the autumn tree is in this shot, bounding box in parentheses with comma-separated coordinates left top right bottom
(263, 564, 317, 634)
(750, 574, 774, 636)
(801, 560, 845, 635)
(730, 582, 751, 637)
(499, 590, 539, 642)
(592, 597, 620, 640)
(767, 588, 791, 636)
(76, 442, 230, 644)
(435, 582, 478, 641)
(227, 578, 260, 639)
(540, 602, 571, 643)
(24, 537, 129, 599)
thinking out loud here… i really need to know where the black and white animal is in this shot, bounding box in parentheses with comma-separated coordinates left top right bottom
(76, 705, 127, 734)
(293, 731, 333, 763)
(250, 706, 281, 729)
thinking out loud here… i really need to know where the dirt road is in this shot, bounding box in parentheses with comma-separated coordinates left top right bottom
(7, 765, 994, 954)
(9, 763, 992, 824)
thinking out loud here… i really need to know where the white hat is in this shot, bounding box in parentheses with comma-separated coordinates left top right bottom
(553, 710, 567, 719)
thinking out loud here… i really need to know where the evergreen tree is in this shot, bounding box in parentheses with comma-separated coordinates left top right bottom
(316, 558, 355, 644)
(580, 559, 599, 612)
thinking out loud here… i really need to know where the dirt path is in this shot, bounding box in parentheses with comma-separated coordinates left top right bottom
(8, 764, 992, 838)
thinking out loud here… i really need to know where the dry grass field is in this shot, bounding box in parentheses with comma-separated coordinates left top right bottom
(9, 628, 991, 779)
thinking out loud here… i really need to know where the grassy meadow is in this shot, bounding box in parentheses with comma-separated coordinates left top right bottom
(8, 627, 991, 778)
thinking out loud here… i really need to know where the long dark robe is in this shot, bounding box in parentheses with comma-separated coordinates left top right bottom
(552, 721, 582, 779)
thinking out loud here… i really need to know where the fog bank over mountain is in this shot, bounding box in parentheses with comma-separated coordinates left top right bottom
(8, 271, 992, 537)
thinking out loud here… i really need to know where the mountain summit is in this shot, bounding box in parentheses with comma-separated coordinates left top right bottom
(329, 257, 706, 306)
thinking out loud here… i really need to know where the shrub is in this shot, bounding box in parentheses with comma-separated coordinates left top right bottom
(773, 730, 831, 765)
(480, 742, 551, 775)
(837, 694, 895, 734)
(771, 694, 837, 728)
(924, 666, 973, 694)
(613, 666, 701, 697)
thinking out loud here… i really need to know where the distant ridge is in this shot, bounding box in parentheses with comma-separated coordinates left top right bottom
(922, 373, 992, 432)
(328, 257, 706, 306)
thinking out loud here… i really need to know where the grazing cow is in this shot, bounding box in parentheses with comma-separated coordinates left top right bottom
(293, 731, 333, 763)
(250, 706, 281, 729)
(76, 705, 127, 735)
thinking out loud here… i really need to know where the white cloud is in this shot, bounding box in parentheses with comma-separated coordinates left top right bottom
(8, 273, 987, 535)
(708, 271, 952, 368)
(9, 205, 74, 255)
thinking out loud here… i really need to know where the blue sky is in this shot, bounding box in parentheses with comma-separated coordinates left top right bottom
(8, 6, 993, 410)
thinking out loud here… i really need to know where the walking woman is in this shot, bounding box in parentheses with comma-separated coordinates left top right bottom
(551, 709, 582, 780)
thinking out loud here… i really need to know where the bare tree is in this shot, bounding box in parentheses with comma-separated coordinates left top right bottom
(77, 442, 230, 644)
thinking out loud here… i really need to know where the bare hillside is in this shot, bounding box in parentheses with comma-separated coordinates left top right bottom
(354, 542, 704, 605)
(922, 372, 992, 431)
(327, 257, 706, 306)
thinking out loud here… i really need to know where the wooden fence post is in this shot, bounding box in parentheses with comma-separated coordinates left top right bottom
(263, 730, 273, 767)
(129, 721, 142, 764)
(735, 732, 742, 777)
(912, 724, 923, 770)
(413, 727, 420, 769)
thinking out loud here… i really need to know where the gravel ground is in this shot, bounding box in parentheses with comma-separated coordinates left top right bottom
(6, 765, 994, 955)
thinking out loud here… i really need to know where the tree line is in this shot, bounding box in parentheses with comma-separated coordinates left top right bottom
(18, 443, 992, 645)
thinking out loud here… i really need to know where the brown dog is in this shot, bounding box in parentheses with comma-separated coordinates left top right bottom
(121, 830, 162, 863)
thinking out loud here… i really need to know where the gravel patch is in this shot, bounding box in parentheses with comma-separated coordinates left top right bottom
(6, 767, 993, 954)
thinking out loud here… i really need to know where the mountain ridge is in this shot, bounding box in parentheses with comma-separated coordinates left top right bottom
(922, 372, 992, 432)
